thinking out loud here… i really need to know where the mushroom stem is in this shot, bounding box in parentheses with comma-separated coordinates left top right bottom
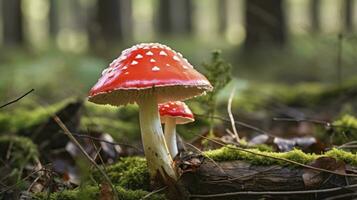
(138, 95, 177, 182)
(164, 118, 178, 158)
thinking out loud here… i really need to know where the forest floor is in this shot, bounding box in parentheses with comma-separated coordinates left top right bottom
(2, 75, 357, 199)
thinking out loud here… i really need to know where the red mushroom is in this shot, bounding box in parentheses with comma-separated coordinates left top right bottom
(159, 101, 194, 158)
(88, 43, 212, 182)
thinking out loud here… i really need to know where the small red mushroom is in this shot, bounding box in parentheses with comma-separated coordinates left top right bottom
(159, 101, 194, 158)
(88, 43, 212, 182)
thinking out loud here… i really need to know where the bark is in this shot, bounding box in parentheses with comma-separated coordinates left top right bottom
(344, 0, 354, 32)
(244, 0, 286, 50)
(157, 0, 171, 34)
(218, 0, 228, 35)
(178, 156, 357, 200)
(96, 0, 123, 43)
(49, 0, 59, 37)
(120, 0, 133, 39)
(157, 0, 192, 35)
(310, 0, 320, 33)
(1, 0, 23, 46)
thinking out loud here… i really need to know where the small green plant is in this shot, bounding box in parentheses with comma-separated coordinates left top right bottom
(330, 114, 357, 144)
(200, 50, 232, 134)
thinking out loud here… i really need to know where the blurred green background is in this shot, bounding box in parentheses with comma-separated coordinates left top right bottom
(1, 0, 357, 102)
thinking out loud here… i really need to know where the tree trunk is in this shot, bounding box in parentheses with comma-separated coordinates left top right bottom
(157, 0, 192, 35)
(218, 0, 228, 35)
(157, 0, 171, 34)
(310, 0, 320, 33)
(96, 0, 123, 44)
(120, 0, 133, 39)
(344, 0, 354, 32)
(178, 156, 357, 200)
(1, 0, 23, 46)
(244, 0, 286, 51)
(49, 0, 59, 37)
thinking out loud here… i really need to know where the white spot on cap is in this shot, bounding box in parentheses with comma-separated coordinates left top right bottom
(166, 64, 170, 67)
(121, 55, 127, 60)
(131, 60, 138, 65)
(101, 68, 109, 75)
(183, 65, 188, 69)
(146, 51, 154, 56)
(110, 59, 118, 65)
(122, 66, 128, 70)
(135, 54, 143, 59)
(173, 55, 180, 61)
(150, 58, 156, 63)
(143, 46, 150, 49)
(159, 51, 167, 56)
(152, 66, 160, 71)
(152, 45, 158, 48)
(124, 72, 129, 75)
(164, 105, 169, 108)
(178, 52, 183, 57)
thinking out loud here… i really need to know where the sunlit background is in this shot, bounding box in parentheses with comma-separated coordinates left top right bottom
(1, 0, 357, 102)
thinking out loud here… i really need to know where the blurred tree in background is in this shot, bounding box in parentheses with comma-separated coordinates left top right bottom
(244, 0, 286, 50)
(0, 0, 357, 100)
(1, 0, 23, 46)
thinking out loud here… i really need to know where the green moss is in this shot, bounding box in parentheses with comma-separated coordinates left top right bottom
(83, 103, 141, 141)
(328, 114, 357, 144)
(34, 185, 165, 200)
(0, 135, 39, 167)
(93, 157, 150, 190)
(253, 144, 274, 152)
(81, 117, 140, 141)
(333, 114, 357, 130)
(0, 99, 73, 133)
(231, 78, 357, 112)
(325, 148, 357, 165)
(204, 145, 357, 166)
(0, 135, 39, 187)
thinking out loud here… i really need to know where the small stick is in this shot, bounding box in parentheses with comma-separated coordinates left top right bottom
(0, 89, 34, 109)
(72, 133, 142, 152)
(53, 116, 119, 200)
(227, 86, 240, 142)
(195, 114, 273, 137)
(140, 186, 167, 200)
(323, 192, 357, 200)
(189, 183, 357, 198)
(273, 117, 357, 131)
(185, 142, 227, 175)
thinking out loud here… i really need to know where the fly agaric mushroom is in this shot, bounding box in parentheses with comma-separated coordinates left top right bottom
(159, 101, 194, 158)
(88, 43, 212, 182)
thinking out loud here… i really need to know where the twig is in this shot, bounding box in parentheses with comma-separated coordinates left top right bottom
(195, 114, 273, 137)
(273, 117, 357, 131)
(72, 133, 142, 152)
(198, 135, 357, 177)
(185, 142, 227, 175)
(322, 192, 357, 200)
(0, 89, 34, 109)
(189, 183, 357, 198)
(140, 186, 167, 200)
(0, 167, 50, 194)
(227, 86, 240, 142)
(53, 116, 119, 200)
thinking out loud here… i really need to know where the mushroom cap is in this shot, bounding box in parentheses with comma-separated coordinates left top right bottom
(159, 101, 194, 124)
(88, 43, 213, 106)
